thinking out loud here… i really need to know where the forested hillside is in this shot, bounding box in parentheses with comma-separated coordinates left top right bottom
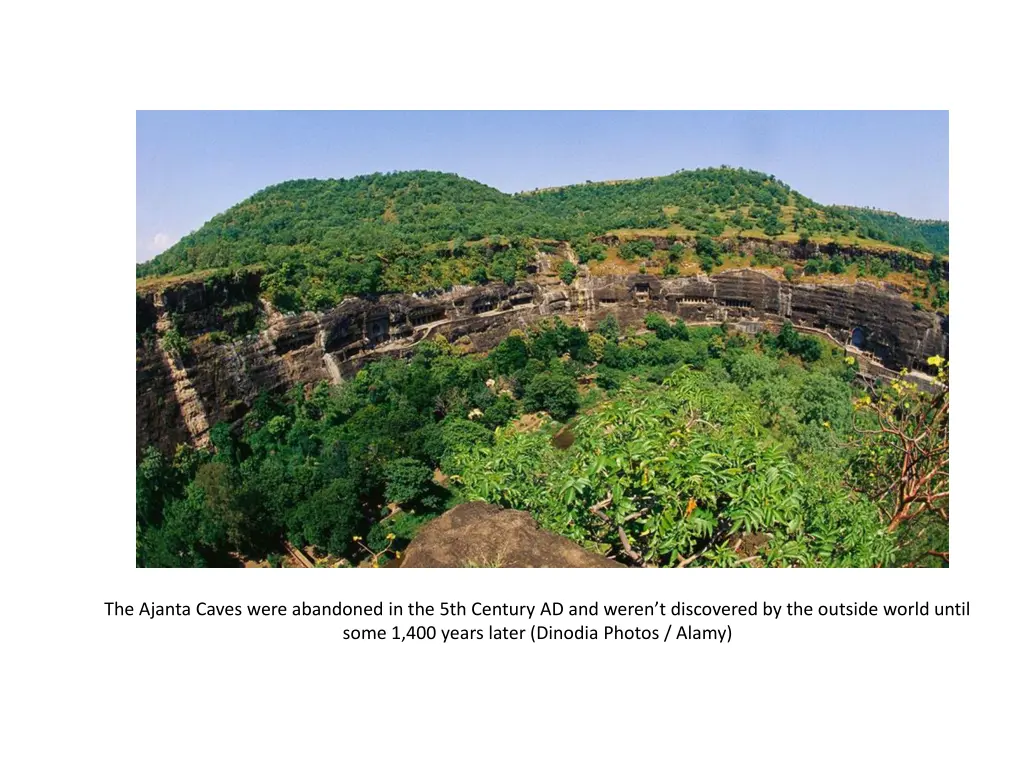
(137, 167, 950, 568)
(137, 319, 949, 568)
(137, 168, 949, 311)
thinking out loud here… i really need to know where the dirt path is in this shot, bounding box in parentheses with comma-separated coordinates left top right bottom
(283, 540, 315, 568)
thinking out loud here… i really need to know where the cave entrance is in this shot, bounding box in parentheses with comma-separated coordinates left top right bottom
(471, 298, 497, 314)
(409, 307, 445, 327)
(851, 326, 866, 349)
(367, 316, 390, 344)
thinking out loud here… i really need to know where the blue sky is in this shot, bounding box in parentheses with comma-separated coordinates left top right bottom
(136, 111, 948, 263)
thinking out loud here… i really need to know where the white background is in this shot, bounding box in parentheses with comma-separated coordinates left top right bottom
(2, 1, 1020, 765)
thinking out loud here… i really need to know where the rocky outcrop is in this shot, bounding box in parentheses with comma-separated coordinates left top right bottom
(137, 268, 949, 459)
(136, 340, 193, 457)
(399, 502, 623, 568)
(588, 271, 949, 372)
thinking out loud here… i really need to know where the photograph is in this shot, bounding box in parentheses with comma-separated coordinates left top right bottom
(14, 5, 1020, 766)
(135, 110, 949, 569)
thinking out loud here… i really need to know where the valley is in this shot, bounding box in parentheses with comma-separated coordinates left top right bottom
(135, 168, 949, 568)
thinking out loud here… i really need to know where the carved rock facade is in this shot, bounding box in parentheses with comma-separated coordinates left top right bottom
(137, 269, 948, 459)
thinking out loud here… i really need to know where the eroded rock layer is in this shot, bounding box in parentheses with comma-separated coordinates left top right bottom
(137, 269, 948, 459)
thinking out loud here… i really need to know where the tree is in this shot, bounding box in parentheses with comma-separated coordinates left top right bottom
(644, 313, 673, 340)
(483, 393, 518, 429)
(850, 358, 949, 541)
(286, 478, 363, 555)
(523, 370, 580, 421)
(763, 215, 785, 237)
(139, 168, 946, 311)
(773, 321, 822, 362)
(702, 217, 726, 236)
(695, 235, 718, 260)
(136, 447, 171, 527)
(597, 314, 620, 341)
(558, 261, 578, 284)
(695, 236, 721, 275)
(491, 333, 529, 374)
(384, 457, 439, 509)
(620, 240, 655, 261)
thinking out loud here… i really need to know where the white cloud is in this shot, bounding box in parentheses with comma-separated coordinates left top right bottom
(137, 232, 181, 263)
(151, 232, 174, 252)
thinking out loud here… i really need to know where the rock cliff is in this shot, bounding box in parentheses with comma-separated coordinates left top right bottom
(137, 267, 948, 459)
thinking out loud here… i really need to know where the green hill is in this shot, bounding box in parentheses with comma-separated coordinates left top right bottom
(138, 168, 948, 310)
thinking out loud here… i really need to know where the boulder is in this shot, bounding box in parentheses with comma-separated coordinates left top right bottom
(400, 502, 624, 568)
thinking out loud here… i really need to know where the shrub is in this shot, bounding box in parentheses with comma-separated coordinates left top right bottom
(729, 351, 776, 387)
(797, 372, 853, 432)
(160, 327, 191, 359)
(869, 258, 890, 278)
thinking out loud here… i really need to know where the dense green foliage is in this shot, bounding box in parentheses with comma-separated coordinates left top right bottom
(837, 207, 949, 255)
(137, 316, 945, 568)
(138, 168, 948, 310)
(447, 323, 904, 567)
(137, 320, 591, 567)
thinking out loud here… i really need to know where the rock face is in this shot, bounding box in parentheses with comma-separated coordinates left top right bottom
(399, 502, 624, 568)
(587, 271, 949, 373)
(137, 267, 949, 459)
